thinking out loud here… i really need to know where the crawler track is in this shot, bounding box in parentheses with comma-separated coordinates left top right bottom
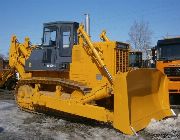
(15, 77, 92, 114)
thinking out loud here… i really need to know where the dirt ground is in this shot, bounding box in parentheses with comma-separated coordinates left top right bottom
(0, 90, 180, 140)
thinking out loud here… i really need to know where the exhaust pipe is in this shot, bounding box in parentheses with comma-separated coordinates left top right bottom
(84, 14, 90, 36)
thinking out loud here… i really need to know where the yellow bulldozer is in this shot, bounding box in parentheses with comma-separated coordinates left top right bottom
(8, 21, 172, 135)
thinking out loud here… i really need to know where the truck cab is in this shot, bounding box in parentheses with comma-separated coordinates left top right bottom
(155, 37, 180, 104)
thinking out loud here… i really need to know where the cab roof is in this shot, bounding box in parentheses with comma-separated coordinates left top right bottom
(157, 37, 180, 46)
(43, 21, 79, 27)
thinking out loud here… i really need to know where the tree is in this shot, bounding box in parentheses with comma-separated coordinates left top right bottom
(0, 53, 5, 59)
(0, 53, 7, 60)
(128, 20, 153, 59)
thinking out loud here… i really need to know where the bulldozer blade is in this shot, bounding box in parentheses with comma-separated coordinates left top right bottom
(113, 69, 172, 135)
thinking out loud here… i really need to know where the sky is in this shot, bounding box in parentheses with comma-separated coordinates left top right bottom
(0, 0, 180, 55)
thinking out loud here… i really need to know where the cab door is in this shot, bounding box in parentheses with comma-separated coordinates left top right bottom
(60, 25, 72, 57)
(42, 26, 58, 64)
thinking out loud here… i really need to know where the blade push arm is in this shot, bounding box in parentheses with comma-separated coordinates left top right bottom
(77, 25, 113, 84)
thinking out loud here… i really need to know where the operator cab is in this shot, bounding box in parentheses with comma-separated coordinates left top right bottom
(42, 22, 79, 56)
(25, 21, 79, 71)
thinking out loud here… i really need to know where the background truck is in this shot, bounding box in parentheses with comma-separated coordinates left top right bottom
(155, 37, 180, 105)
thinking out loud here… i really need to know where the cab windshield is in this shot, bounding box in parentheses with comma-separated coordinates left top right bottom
(43, 27, 57, 46)
(157, 44, 180, 60)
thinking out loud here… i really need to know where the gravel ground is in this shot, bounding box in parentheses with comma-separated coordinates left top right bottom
(0, 90, 179, 140)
